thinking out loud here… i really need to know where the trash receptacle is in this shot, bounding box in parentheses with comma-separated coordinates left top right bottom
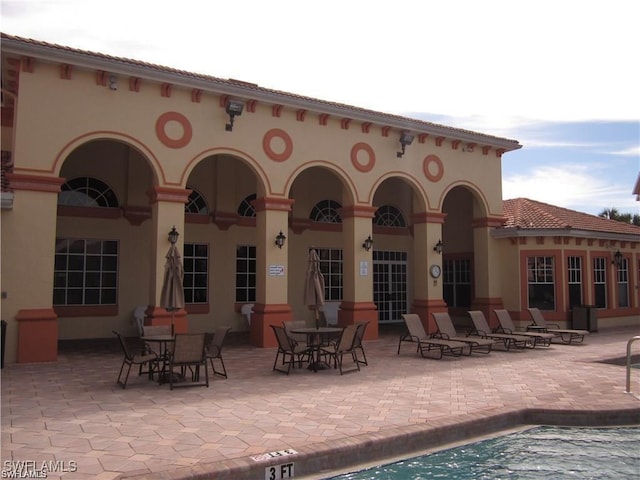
(572, 305, 597, 332)
(1, 320, 6, 368)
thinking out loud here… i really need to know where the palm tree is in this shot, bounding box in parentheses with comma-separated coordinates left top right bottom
(598, 208, 640, 226)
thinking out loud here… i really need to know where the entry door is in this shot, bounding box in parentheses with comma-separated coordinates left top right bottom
(373, 251, 408, 324)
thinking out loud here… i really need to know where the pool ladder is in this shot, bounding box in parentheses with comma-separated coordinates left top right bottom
(625, 336, 640, 396)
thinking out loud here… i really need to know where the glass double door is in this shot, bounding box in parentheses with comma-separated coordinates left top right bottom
(373, 251, 408, 324)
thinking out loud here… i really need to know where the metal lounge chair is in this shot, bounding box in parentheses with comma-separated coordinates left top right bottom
(270, 325, 312, 375)
(168, 333, 209, 389)
(468, 311, 535, 350)
(113, 330, 157, 389)
(206, 326, 231, 378)
(432, 312, 495, 354)
(399, 314, 468, 359)
(527, 308, 589, 344)
(494, 309, 555, 347)
(320, 324, 360, 374)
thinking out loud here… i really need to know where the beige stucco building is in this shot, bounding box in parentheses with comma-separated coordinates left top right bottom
(1, 33, 638, 365)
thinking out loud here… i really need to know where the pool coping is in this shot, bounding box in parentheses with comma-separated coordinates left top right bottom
(129, 405, 640, 480)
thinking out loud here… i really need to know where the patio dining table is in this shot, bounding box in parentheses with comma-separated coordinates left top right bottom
(140, 334, 175, 383)
(291, 327, 343, 372)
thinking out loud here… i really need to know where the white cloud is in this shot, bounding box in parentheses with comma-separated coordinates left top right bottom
(609, 146, 640, 157)
(2, 0, 640, 123)
(503, 164, 639, 215)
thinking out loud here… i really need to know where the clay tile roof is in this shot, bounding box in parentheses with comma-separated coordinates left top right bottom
(0, 33, 520, 148)
(502, 198, 640, 236)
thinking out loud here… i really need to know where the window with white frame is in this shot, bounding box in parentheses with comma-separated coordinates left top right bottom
(235, 245, 256, 302)
(373, 205, 407, 227)
(616, 258, 629, 308)
(443, 258, 472, 308)
(315, 248, 343, 301)
(310, 200, 342, 223)
(237, 194, 256, 217)
(183, 243, 208, 303)
(527, 256, 555, 310)
(53, 238, 118, 305)
(185, 188, 209, 214)
(58, 177, 118, 207)
(593, 257, 607, 309)
(567, 256, 583, 309)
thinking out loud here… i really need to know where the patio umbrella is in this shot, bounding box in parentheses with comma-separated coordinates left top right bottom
(160, 243, 185, 335)
(304, 248, 326, 329)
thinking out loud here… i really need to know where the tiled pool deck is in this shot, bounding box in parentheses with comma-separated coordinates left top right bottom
(2, 324, 639, 479)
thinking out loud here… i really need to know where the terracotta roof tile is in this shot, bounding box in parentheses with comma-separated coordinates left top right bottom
(502, 198, 640, 236)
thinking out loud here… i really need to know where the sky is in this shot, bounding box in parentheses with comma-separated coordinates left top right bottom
(1, 0, 639, 216)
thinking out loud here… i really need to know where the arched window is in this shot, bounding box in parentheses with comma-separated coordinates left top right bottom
(374, 205, 406, 228)
(185, 188, 209, 214)
(237, 194, 256, 217)
(58, 177, 118, 207)
(310, 200, 342, 223)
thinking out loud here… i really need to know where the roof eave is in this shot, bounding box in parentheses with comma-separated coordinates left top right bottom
(491, 227, 639, 242)
(1, 35, 521, 152)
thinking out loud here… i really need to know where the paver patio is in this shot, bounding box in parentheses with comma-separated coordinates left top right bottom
(1, 324, 639, 479)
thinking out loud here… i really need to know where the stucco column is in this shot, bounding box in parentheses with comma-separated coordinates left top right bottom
(339, 206, 378, 339)
(3, 174, 64, 363)
(411, 212, 447, 333)
(146, 186, 191, 333)
(251, 197, 294, 347)
(471, 216, 506, 326)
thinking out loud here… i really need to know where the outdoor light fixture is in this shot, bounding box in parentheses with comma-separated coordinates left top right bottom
(362, 235, 374, 252)
(168, 226, 179, 245)
(612, 250, 623, 268)
(108, 74, 118, 91)
(225, 99, 244, 131)
(397, 131, 415, 158)
(433, 239, 443, 254)
(275, 230, 286, 249)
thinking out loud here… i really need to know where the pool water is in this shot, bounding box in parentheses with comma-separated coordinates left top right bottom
(327, 426, 640, 479)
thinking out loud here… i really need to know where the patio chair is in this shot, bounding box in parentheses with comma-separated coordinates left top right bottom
(494, 309, 555, 347)
(527, 308, 589, 344)
(271, 325, 312, 375)
(432, 312, 495, 355)
(320, 324, 360, 374)
(206, 326, 231, 378)
(113, 330, 157, 389)
(283, 320, 308, 344)
(468, 311, 535, 350)
(399, 314, 468, 359)
(168, 333, 209, 389)
(352, 321, 369, 366)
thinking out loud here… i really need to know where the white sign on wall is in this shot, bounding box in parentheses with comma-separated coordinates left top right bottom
(268, 265, 285, 276)
(360, 261, 368, 276)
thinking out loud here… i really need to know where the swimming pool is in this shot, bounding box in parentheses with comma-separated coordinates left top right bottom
(327, 426, 640, 479)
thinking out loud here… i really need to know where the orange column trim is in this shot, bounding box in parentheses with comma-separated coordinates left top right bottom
(250, 303, 293, 347)
(336, 302, 378, 339)
(146, 307, 188, 334)
(16, 308, 58, 363)
(412, 299, 447, 334)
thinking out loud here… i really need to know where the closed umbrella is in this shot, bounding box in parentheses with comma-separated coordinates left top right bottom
(160, 243, 185, 335)
(304, 249, 326, 328)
